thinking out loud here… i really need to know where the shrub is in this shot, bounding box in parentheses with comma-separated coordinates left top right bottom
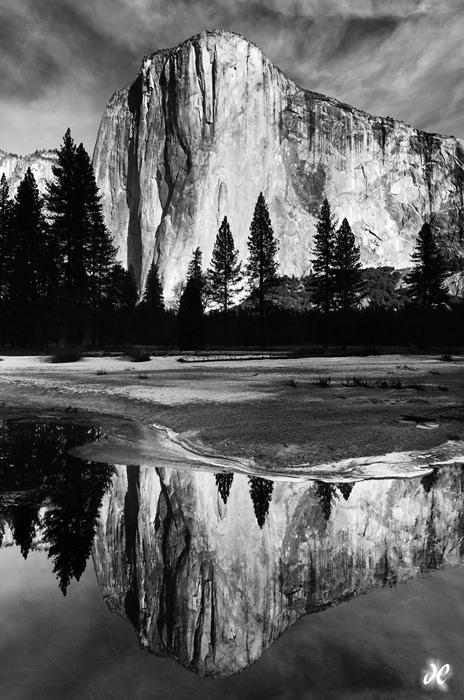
(440, 352, 453, 362)
(343, 376, 369, 388)
(314, 376, 331, 387)
(126, 346, 151, 362)
(96, 369, 107, 376)
(50, 347, 83, 363)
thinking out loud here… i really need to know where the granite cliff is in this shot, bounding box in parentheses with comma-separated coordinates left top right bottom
(0, 149, 57, 195)
(93, 30, 464, 300)
(92, 464, 464, 677)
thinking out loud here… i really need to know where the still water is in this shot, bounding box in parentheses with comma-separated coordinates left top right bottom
(1, 421, 464, 699)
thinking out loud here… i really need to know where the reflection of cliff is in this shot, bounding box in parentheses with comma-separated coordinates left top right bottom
(93, 464, 464, 677)
(0, 421, 114, 594)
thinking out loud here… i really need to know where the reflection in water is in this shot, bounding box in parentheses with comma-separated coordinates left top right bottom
(93, 462, 464, 677)
(248, 475, 274, 527)
(215, 472, 234, 504)
(3, 421, 464, 682)
(0, 421, 114, 594)
(315, 481, 339, 520)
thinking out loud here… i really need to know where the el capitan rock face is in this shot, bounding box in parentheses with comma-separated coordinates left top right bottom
(0, 149, 57, 195)
(93, 30, 464, 299)
(92, 464, 464, 677)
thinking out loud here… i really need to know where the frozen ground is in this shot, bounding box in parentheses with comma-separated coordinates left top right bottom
(1, 352, 464, 478)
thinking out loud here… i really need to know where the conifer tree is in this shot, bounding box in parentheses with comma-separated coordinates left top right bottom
(187, 247, 206, 294)
(405, 222, 448, 312)
(246, 193, 279, 349)
(178, 277, 205, 350)
(312, 198, 337, 349)
(138, 259, 165, 344)
(46, 129, 116, 345)
(9, 169, 49, 346)
(207, 216, 242, 344)
(333, 217, 364, 348)
(0, 174, 12, 343)
(143, 259, 165, 314)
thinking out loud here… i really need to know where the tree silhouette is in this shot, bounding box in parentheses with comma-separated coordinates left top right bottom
(215, 472, 234, 504)
(47, 129, 116, 345)
(312, 198, 337, 349)
(246, 193, 279, 349)
(187, 247, 206, 296)
(0, 174, 12, 344)
(0, 421, 114, 594)
(139, 259, 165, 343)
(405, 222, 448, 312)
(248, 475, 274, 528)
(337, 482, 355, 501)
(9, 168, 49, 346)
(178, 277, 205, 350)
(207, 217, 242, 345)
(316, 481, 339, 520)
(333, 217, 364, 348)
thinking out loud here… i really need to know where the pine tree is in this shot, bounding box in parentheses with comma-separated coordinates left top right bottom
(178, 277, 205, 350)
(333, 217, 364, 348)
(9, 169, 49, 346)
(312, 198, 337, 349)
(137, 259, 165, 344)
(0, 174, 12, 344)
(187, 247, 206, 294)
(246, 193, 279, 349)
(75, 143, 117, 346)
(143, 259, 165, 314)
(207, 216, 242, 345)
(46, 129, 116, 346)
(405, 222, 448, 312)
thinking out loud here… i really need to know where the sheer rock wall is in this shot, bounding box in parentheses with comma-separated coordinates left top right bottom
(93, 30, 464, 299)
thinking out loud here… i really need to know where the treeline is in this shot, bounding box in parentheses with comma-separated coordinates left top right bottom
(0, 128, 462, 350)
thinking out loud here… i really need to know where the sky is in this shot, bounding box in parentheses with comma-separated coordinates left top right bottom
(1, 0, 463, 156)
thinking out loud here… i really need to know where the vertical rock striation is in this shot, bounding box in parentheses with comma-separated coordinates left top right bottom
(92, 465, 464, 677)
(93, 30, 464, 299)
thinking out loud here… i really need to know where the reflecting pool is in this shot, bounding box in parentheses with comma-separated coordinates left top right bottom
(1, 421, 464, 699)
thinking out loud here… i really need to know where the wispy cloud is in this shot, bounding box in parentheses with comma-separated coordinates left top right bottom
(0, 0, 463, 154)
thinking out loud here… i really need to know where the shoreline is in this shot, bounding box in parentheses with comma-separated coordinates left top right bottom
(1, 353, 464, 477)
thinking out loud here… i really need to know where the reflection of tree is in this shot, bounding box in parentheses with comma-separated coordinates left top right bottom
(0, 421, 114, 594)
(11, 504, 40, 558)
(43, 456, 114, 594)
(316, 481, 339, 521)
(215, 472, 234, 504)
(337, 482, 354, 501)
(248, 476, 274, 528)
(421, 469, 438, 494)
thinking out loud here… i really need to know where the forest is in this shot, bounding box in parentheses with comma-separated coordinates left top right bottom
(1, 129, 463, 354)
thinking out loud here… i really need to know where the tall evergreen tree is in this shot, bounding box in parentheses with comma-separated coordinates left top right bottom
(0, 174, 12, 344)
(405, 222, 448, 312)
(75, 143, 117, 346)
(246, 193, 279, 349)
(46, 129, 116, 345)
(143, 259, 165, 313)
(178, 277, 205, 350)
(333, 217, 364, 348)
(207, 216, 242, 345)
(187, 247, 206, 294)
(405, 222, 448, 348)
(312, 198, 337, 349)
(137, 259, 165, 344)
(9, 169, 49, 346)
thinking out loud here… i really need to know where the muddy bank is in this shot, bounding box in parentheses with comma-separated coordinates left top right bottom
(0, 354, 463, 473)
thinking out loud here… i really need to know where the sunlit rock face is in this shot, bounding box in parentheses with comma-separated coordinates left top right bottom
(93, 29, 464, 300)
(92, 465, 464, 677)
(0, 149, 57, 195)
